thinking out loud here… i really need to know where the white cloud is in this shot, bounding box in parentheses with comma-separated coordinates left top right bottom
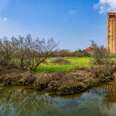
(0, 17, 8, 22)
(3, 17, 8, 21)
(94, 0, 116, 14)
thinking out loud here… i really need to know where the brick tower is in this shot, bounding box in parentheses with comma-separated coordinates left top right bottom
(107, 12, 116, 53)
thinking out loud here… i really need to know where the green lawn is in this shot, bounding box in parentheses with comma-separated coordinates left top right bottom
(35, 57, 93, 73)
(112, 58, 116, 61)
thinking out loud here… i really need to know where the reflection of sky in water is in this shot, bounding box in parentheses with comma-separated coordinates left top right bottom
(50, 88, 107, 116)
(0, 84, 115, 116)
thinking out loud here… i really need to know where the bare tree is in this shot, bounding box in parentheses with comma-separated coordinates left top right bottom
(0, 37, 13, 65)
(25, 35, 57, 71)
(91, 41, 111, 65)
(0, 34, 57, 72)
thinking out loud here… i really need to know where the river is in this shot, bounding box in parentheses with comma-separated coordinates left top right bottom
(0, 79, 116, 116)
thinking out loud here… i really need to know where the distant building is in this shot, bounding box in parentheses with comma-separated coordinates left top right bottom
(84, 47, 94, 55)
(107, 12, 116, 53)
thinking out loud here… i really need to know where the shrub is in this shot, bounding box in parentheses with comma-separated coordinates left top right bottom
(91, 41, 111, 65)
(0, 34, 57, 72)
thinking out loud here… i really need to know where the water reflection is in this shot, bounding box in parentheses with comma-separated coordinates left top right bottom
(0, 81, 116, 116)
(0, 87, 62, 116)
(105, 79, 116, 102)
(100, 79, 116, 116)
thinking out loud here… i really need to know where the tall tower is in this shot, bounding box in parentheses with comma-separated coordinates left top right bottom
(107, 12, 116, 53)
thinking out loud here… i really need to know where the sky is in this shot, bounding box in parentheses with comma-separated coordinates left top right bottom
(0, 0, 115, 50)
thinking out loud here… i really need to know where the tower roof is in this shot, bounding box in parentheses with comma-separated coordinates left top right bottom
(108, 12, 116, 15)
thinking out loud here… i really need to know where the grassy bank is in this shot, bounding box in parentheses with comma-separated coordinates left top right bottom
(0, 56, 114, 95)
(35, 57, 93, 73)
(0, 65, 114, 96)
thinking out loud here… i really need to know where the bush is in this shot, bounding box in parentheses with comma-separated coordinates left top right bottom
(0, 34, 57, 72)
(91, 41, 111, 65)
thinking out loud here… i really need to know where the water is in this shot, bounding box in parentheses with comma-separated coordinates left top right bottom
(0, 80, 116, 116)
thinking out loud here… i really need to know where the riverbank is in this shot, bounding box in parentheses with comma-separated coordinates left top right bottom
(0, 64, 115, 95)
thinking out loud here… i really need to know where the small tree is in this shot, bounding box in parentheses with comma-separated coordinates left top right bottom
(0, 37, 13, 65)
(91, 41, 111, 65)
(0, 34, 57, 72)
(24, 35, 57, 72)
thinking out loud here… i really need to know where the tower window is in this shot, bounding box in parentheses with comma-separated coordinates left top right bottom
(109, 15, 115, 18)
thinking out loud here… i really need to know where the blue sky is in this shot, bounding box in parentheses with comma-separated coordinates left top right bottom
(0, 0, 115, 50)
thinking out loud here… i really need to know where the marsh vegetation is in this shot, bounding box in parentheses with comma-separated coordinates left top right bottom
(0, 36, 115, 96)
(0, 34, 57, 72)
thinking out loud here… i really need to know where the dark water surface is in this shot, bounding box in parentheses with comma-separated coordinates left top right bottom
(0, 80, 116, 116)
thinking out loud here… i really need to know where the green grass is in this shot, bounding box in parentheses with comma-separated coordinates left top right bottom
(112, 58, 116, 61)
(35, 57, 93, 73)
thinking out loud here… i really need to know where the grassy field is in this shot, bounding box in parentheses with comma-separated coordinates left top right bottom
(35, 57, 93, 73)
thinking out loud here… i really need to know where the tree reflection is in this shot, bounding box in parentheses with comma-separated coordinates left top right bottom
(0, 87, 61, 116)
(101, 79, 116, 111)
(104, 80, 116, 103)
